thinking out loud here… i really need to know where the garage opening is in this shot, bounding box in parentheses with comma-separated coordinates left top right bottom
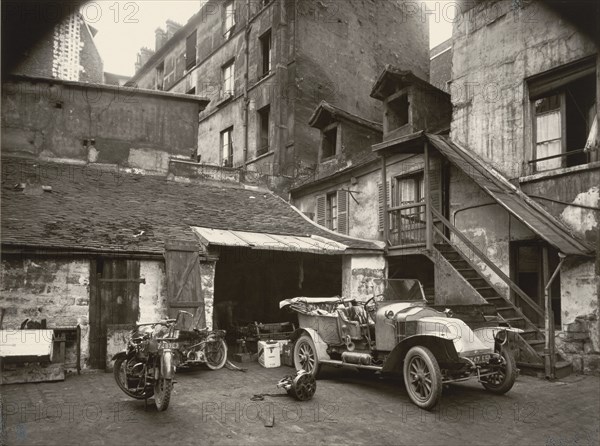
(213, 246, 342, 338)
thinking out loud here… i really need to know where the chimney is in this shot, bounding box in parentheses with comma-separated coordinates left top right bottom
(155, 27, 167, 51)
(135, 47, 155, 72)
(165, 19, 182, 39)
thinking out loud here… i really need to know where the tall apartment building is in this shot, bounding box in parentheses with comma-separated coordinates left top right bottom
(10, 11, 103, 83)
(128, 0, 429, 191)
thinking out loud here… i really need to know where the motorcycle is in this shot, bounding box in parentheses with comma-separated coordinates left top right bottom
(177, 326, 228, 370)
(112, 312, 185, 411)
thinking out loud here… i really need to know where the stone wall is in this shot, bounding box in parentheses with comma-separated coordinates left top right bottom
(1, 256, 91, 369)
(0, 256, 170, 371)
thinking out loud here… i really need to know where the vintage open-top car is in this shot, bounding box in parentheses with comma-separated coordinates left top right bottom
(280, 279, 520, 410)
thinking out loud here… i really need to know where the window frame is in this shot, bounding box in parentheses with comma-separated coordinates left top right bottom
(222, 59, 235, 98)
(155, 61, 165, 91)
(257, 104, 271, 156)
(259, 29, 272, 79)
(320, 123, 340, 162)
(224, 1, 236, 39)
(220, 126, 234, 167)
(326, 192, 338, 232)
(527, 56, 597, 173)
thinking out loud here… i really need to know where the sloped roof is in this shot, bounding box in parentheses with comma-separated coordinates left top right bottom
(370, 66, 450, 101)
(308, 101, 383, 132)
(1, 158, 383, 255)
(427, 135, 594, 256)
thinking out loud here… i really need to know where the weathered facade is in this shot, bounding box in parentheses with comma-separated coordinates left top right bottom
(1, 76, 208, 171)
(448, 0, 599, 374)
(128, 0, 429, 192)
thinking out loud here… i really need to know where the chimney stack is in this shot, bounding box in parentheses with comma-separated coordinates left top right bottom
(155, 27, 167, 51)
(135, 47, 155, 72)
(165, 19, 182, 39)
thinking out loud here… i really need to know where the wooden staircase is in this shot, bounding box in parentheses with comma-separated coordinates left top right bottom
(434, 242, 572, 377)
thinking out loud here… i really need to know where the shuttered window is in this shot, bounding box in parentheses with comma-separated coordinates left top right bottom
(186, 29, 197, 69)
(377, 181, 391, 231)
(315, 190, 349, 234)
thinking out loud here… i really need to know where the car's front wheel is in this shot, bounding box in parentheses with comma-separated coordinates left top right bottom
(403, 346, 442, 410)
(481, 349, 517, 394)
(293, 334, 321, 378)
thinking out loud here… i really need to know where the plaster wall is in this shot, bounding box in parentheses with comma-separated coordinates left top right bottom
(1, 77, 201, 171)
(450, 0, 598, 178)
(342, 254, 386, 302)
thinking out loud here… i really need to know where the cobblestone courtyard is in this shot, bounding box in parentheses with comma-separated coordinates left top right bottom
(2, 362, 599, 446)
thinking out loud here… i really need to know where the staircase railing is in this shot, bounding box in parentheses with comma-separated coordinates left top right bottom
(430, 207, 545, 320)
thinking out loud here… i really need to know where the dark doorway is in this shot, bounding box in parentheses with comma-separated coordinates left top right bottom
(89, 258, 140, 369)
(213, 248, 342, 330)
(510, 242, 561, 327)
(388, 255, 435, 303)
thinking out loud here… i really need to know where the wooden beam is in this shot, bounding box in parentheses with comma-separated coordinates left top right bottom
(381, 155, 389, 244)
(424, 141, 432, 251)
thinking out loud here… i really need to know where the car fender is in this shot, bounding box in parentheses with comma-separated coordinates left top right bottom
(473, 327, 523, 350)
(382, 334, 458, 374)
(290, 328, 331, 361)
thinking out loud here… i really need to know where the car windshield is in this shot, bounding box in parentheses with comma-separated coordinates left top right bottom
(380, 279, 426, 302)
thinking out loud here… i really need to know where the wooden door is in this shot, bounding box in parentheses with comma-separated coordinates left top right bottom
(164, 241, 205, 329)
(89, 258, 141, 369)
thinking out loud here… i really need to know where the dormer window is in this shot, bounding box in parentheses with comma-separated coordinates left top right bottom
(386, 93, 409, 131)
(321, 124, 340, 161)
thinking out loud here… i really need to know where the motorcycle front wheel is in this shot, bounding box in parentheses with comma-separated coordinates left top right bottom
(113, 356, 154, 400)
(154, 378, 173, 411)
(205, 338, 228, 370)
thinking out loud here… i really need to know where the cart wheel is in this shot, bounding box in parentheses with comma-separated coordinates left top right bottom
(289, 372, 316, 401)
(293, 334, 321, 378)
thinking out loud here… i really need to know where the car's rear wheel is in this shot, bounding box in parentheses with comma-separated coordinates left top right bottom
(403, 346, 442, 410)
(293, 334, 321, 378)
(481, 349, 517, 394)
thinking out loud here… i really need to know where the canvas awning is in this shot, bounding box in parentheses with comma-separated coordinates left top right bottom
(427, 134, 594, 256)
(191, 227, 348, 255)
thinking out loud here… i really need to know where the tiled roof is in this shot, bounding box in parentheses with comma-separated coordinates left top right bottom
(1, 158, 382, 254)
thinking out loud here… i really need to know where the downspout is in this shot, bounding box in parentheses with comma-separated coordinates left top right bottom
(243, 0, 251, 168)
(544, 251, 566, 380)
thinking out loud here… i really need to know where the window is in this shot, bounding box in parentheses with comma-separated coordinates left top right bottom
(386, 94, 409, 131)
(222, 60, 235, 97)
(259, 29, 272, 78)
(224, 1, 236, 39)
(221, 127, 234, 167)
(327, 192, 338, 231)
(529, 57, 597, 172)
(394, 172, 424, 206)
(257, 105, 270, 155)
(316, 190, 349, 234)
(321, 124, 339, 161)
(186, 29, 197, 70)
(155, 61, 164, 90)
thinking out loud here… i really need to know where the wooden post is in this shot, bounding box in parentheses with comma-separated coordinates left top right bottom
(424, 142, 432, 251)
(543, 251, 565, 379)
(381, 155, 389, 244)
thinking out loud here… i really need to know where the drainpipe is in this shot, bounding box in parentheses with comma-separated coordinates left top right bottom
(543, 251, 566, 380)
(243, 0, 251, 169)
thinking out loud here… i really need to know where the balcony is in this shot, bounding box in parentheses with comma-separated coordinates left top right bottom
(387, 203, 426, 248)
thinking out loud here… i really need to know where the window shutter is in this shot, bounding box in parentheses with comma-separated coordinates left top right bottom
(377, 181, 391, 231)
(337, 190, 349, 235)
(429, 156, 442, 214)
(316, 195, 326, 227)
